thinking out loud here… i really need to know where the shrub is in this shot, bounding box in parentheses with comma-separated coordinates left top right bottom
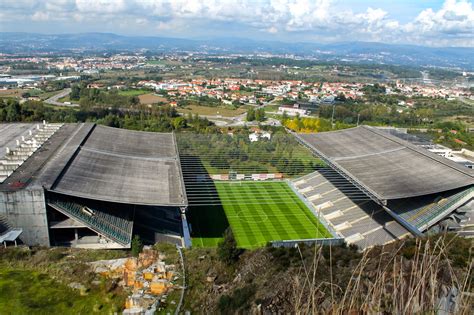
(218, 284, 256, 313)
(131, 235, 143, 257)
(217, 228, 242, 265)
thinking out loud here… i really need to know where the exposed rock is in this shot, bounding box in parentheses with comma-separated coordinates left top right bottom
(206, 275, 216, 283)
(68, 282, 86, 291)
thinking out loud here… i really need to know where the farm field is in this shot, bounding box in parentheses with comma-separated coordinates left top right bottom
(177, 104, 247, 118)
(57, 95, 70, 103)
(0, 88, 27, 98)
(117, 89, 151, 97)
(189, 181, 332, 248)
(138, 93, 168, 104)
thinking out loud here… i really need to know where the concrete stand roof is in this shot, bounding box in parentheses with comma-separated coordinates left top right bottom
(51, 125, 187, 206)
(297, 126, 474, 200)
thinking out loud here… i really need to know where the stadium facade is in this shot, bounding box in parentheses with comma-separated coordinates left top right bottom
(1, 122, 473, 250)
(0, 123, 189, 249)
(292, 126, 474, 248)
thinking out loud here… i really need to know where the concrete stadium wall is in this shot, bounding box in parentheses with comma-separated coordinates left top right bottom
(270, 237, 345, 248)
(0, 189, 49, 246)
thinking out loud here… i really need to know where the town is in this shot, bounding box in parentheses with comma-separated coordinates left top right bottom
(0, 0, 473, 313)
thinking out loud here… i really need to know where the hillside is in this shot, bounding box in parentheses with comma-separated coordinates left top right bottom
(182, 234, 473, 313)
(1, 32, 473, 69)
(0, 234, 471, 313)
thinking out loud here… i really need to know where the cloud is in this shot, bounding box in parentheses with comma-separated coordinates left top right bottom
(401, 0, 474, 45)
(0, 0, 473, 47)
(410, 0, 474, 34)
(75, 0, 127, 14)
(267, 26, 278, 34)
(31, 11, 51, 21)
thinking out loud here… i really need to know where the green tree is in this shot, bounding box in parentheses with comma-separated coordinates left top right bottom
(255, 108, 265, 122)
(70, 85, 81, 100)
(131, 235, 143, 257)
(217, 228, 242, 265)
(5, 102, 21, 122)
(246, 107, 255, 121)
(336, 92, 346, 102)
(172, 116, 187, 130)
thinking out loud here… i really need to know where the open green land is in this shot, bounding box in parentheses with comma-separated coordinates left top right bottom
(0, 248, 128, 314)
(177, 104, 248, 117)
(117, 89, 151, 96)
(0, 269, 124, 313)
(189, 181, 332, 249)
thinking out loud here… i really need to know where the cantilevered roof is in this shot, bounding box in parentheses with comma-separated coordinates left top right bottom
(51, 125, 187, 206)
(296, 126, 474, 200)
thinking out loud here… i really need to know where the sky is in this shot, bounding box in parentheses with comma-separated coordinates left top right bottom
(0, 0, 473, 47)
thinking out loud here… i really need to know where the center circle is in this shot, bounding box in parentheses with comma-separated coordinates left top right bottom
(235, 208, 268, 223)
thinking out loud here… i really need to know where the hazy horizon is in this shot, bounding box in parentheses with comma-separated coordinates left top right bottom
(1, 0, 473, 48)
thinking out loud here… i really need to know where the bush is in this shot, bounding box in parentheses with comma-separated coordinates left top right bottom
(0, 247, 31, 262)
(218, 284, 256, 313)
(131, 235, 143, 257)
(217, 228, 242, 265)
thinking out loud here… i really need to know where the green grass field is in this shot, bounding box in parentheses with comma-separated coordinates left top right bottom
(0, 269, 125, 313)
(117, 89, 150, 96)
(188, 181, 332, 249)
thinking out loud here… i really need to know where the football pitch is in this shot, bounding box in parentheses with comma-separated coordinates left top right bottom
(188, 181, 332, 249)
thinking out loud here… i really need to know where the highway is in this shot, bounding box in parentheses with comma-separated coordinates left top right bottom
(44, 88, 80, 107)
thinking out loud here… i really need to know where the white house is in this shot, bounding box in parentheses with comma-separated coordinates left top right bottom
(278, 106, 308, 116)
(249, 131, 272, 142)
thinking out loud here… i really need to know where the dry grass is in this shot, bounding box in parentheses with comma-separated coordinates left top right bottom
(290, 235, 473, 314)
(0, 89, 26, 98)
(177, 104, 247, 117)
(138, 93, 168, 104)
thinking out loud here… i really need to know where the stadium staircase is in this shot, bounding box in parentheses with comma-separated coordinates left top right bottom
(48, 198, 133, 246)
(0, 215, 11, 234)
(293, 169, 411, 249)
(0, 215, 22, 245)
(0, 123, 63, 183)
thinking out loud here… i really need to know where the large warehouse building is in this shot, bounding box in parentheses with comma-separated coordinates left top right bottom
(292, 126, 474, 248)
(0, 123, 189, 249)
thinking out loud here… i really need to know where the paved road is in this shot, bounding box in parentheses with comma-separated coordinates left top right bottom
(44, 88, 80, 107)
(458, 96, 474, 107)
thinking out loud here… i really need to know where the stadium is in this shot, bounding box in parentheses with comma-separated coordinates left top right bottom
(292, 126, 474, 248)
(0, 123, 189, 249)
(0, 122, 473, 250)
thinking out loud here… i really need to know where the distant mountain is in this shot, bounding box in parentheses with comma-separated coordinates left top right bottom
(1, 32, 473, 69)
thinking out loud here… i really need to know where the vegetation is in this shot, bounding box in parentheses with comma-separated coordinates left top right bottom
(178, 95, 223, 108)
(218, 284, 257, 313)
(428, 121, 474, 150)
(131, 235, 143, 257)
(0, 98, 218, 133)
(217, 228, 242, 265)
(182, 234, 473, 313)
(70, 84, 140, 108)
(178, 104, 247, 118)
(117, 89, 151, 97)
(0, 247, 128, 314)
(1, 234, 471, 314)
(177, 131, 321, 176)
(283, 115, 352, 132)
(246, 107, 265, 122)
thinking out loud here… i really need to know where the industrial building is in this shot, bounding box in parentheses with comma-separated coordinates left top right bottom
(293, 126, 474, 248)
(0, 123, 189, 249)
